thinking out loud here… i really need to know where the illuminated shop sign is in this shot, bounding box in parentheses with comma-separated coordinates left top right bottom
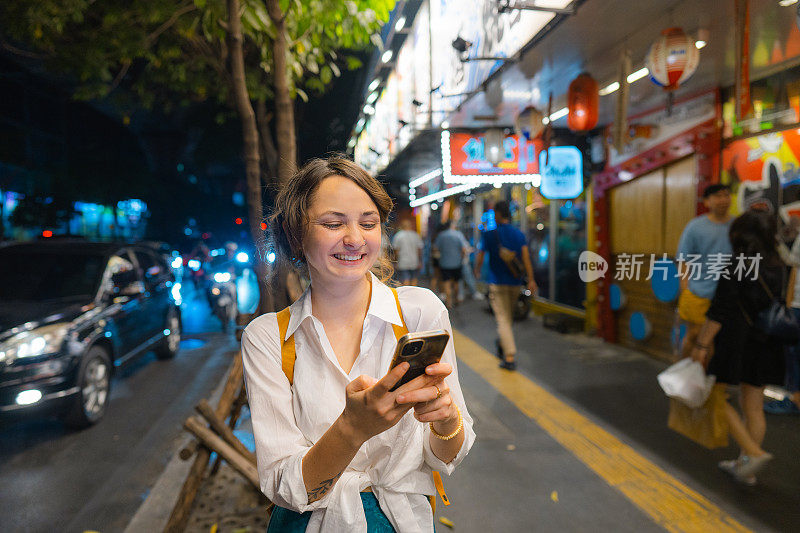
(442, 130, 542, 185)
(409, 173, 471, 207)
(539, 146, 583, 199)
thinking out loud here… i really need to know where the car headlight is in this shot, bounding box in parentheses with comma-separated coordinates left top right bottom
(213, 272, 231, 283)
(0, 324, 69, 363)
(235, 252, 249, 263)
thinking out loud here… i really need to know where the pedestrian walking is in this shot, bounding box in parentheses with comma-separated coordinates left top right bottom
(677, 184, 733, 360)
(764, 229, 800, 415)
(391, 218, 423, 286)
(691, 210, 787, 485)
(429, 224, 444, 297)
(474, 201, 535, 371)
(433, 220, 470, 309)
(460, 241, 481, 302)
(242, 156, 474, 532)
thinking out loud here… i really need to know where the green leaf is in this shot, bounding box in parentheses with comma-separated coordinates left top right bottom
(330, 62, 340, 77)
(320, 64, 331, 84)
(345, 55, 362, 70)
(295, 87, 308, 102)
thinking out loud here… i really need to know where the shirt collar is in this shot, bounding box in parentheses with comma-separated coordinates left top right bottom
(283, 273, 403, 341)
(366, 273, 404, 327)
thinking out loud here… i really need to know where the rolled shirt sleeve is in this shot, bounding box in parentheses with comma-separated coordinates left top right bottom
(420, 306, 475, 474)
(241, 322, 333, 512)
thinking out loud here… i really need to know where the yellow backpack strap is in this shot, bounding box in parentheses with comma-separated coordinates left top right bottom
(389, 287, 450, 510)
(276, 306, 296, 385)
(389, 287, 409, 339)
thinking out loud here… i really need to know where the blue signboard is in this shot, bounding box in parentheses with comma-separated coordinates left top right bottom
(539, 146, 583, 199)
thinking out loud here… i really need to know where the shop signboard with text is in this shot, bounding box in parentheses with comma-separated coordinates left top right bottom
(539, 146, 583, 199)
(444, 131, 542, 184)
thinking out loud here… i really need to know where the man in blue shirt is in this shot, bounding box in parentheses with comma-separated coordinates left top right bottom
(434, 221, 470, 309)
(676, 183, 732, 359)
(474, 201, 536, 370)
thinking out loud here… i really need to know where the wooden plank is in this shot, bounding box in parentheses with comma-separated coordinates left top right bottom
(164, 353, 246, 533)
(184, 416, 260, 488)
(195, 398, 257, 465)
(664, 156, 698, 255)
(610, 169, 664, 254)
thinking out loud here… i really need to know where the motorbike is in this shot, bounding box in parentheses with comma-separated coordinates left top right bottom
(206, 249, 254, 332)
(207, 269, 237, 332)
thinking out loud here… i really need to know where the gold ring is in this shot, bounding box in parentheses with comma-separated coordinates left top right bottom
(434, 385, 442, 399)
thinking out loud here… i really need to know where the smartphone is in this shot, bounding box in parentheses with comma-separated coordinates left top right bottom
(388, 330, 450, 392)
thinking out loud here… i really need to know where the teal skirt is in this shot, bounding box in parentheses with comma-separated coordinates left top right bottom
(267, 492, 396, 532)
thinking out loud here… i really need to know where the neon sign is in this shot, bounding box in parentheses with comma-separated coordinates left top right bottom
(443, 131, 542, 185)
(539, 146, 583, 199)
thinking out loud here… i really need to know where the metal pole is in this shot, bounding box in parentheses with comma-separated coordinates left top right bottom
(549, 200, 557, 301)
(427, 0, 434, 128)
(473, 195, 482, 245)
(519, 185, 528, 235)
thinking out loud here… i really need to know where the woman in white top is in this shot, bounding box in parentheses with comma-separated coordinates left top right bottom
(241, 157, 475, 532)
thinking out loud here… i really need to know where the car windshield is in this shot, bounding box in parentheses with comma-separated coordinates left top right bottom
(0, 249, 107, 301)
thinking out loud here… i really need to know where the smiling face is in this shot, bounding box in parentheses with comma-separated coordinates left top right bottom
(303, 176, 383, 286)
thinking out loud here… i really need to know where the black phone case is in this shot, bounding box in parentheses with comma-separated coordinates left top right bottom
(389, 332, 449, 392)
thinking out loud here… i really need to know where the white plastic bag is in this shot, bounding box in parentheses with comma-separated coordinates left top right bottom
(657, 358, 716, 409)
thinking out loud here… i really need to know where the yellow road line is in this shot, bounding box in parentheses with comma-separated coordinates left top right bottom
(453, 330, 751, 533)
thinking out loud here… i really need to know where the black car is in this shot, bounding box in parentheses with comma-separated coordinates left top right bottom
(0, 241, 181, 428)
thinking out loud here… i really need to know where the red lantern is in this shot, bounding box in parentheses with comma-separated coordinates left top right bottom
(567, 73, 599, 132)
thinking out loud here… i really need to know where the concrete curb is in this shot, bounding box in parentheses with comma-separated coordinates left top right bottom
(124, 367, 230, 533)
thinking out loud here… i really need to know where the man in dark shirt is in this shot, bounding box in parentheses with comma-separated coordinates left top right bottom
(474, 201, 535, 370)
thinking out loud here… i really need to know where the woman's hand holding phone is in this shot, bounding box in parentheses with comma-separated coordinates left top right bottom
(339, 362, 444, 446)
(395, 362, 460, 433)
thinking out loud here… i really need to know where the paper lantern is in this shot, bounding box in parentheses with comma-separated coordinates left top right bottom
(514, 105, 545, 140)
(646, 27, 700, 91)
(567, 73, 599, 131)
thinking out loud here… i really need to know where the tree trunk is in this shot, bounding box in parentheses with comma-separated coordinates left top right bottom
(265, 0, 297, 184)
(256, 98, 279, 189)
(226, 0, 273, 314)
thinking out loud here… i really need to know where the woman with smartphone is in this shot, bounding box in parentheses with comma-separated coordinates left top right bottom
(241, 156, 475, 532)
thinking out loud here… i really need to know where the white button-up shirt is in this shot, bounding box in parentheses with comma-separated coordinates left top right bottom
(241, 273, 475, 532)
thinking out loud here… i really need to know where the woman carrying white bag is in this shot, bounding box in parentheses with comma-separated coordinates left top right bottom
(658, 358, 715, 409)
(690, 211, 788, 486)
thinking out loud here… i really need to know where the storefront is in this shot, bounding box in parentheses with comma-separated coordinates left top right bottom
(593, 91, 721, 361)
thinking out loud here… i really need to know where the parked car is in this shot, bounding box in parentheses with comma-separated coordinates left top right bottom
(0, 240, 181, 428)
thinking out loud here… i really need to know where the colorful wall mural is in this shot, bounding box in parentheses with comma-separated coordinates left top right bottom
(722, 128, 800, 221)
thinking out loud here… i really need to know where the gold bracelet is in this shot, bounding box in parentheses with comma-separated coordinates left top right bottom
(430, 405, 463, 441)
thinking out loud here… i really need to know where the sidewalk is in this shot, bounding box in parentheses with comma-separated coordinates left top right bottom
(128, 297, 800, 532)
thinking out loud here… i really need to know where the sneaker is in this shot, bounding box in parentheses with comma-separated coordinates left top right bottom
(718, 459, 757, 486)
(734, 453, 773, 479)
(764, 398, 800, 415)
(499, 359, 517, 371)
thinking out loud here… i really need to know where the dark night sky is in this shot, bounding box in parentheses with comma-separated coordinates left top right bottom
(0, 45, 372, 247)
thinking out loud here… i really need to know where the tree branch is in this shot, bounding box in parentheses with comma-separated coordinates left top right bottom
(0, 39, 46, 59)
(145, 2, 197, 47)
(108, 59, 132, 93)
(264, 0, 287, 25)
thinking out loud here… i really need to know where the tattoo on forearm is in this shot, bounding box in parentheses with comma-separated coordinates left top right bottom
(307, 472, 342, 503)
